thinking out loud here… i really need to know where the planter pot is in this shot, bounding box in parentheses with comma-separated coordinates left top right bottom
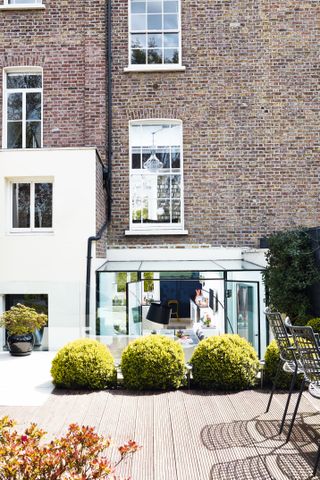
(7, 333, 34, 356)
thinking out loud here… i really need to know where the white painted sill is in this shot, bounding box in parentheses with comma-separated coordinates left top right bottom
(125, 229, 188, 236)
(8, 230, 54, 235)
(124, 65, 186, 73)
(0, 4, 45, 10)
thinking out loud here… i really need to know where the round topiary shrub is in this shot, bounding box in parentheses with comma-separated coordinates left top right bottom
(307, 318, 320, 335)
(190, 334, 259, 391)
(51, 339, 116, 390)
(120, 335, 186, 390)
(263, 339, 303, 389)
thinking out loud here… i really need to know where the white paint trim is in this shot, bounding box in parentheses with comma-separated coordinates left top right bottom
(124, 65, 186, 73)
(0, 4, 45, 9)
(125, 229, 188, 236)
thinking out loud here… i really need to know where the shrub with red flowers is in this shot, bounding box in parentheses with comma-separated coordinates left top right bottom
(0, 416, 140, 480)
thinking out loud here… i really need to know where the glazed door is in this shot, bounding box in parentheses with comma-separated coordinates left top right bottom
(226, 281, 260, 353)
(126, 281, 143, 336)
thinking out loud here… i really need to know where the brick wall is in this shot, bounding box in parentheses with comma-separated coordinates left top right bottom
(109, 0, 320, 249)
(0, 0, 108, 257)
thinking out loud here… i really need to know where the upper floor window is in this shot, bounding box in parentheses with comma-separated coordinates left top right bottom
(11, 181, 52, 231)
(129, 120, 184, 232)
(130, 0, 181, 67)
(3, 71, 42, 149)
(6, 0, 42, 3)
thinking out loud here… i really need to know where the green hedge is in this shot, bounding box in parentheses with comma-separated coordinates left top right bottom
(306, 318, 320, 335)
(191, 334, 259, 390)
(121, 335, 186, 390)
(51, 339, 116, 390)
(263, 339, 303, 389)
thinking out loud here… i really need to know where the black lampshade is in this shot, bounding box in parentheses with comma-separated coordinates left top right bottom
(146, 302, 171, 325)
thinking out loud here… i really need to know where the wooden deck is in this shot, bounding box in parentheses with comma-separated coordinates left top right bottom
(1, 388, 320, 479)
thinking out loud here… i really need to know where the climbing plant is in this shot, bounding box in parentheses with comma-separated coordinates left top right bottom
(263, 229, 320, 324)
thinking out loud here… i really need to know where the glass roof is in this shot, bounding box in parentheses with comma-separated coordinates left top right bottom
(97, 259, 265, 272)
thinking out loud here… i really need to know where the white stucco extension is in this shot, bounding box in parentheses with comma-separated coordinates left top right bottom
(0, 147, 98, 350)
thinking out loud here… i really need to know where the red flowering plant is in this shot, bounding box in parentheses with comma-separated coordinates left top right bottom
(0, 416, 140, 480)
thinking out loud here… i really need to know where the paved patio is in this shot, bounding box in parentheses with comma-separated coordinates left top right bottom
(1, 352, 320, 479)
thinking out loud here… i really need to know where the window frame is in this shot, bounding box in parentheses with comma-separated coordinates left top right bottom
(127, 0, 183, 71)
(8, 177, 53, 234)
(128, 119, 185, 234)
(2, 67, 43, 149)
(1, 0, 45, 9)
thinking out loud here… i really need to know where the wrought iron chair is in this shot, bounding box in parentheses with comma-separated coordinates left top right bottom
(264, 309, 303, 436)
(287, 324, 320, 475)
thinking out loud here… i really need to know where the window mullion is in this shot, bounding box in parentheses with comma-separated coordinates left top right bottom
(22, 91, 26, 149)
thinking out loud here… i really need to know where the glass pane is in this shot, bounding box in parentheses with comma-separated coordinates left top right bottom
(148, 33, 162, 48)
(131, 49, 147, 64)
(26, 92, 41, 120)
(164, 0, 178, 12)
(164, 13, 178, 29)
(156, 147, 170, 169)
(164, 33, 179, 47)
(26, 121, 41, 148)
(132, 147, 141, 169)
(148, 49, 162, 64)
(34, 183, 52, 228)
(131, 33, 146, 48)
(172, 200, 181, 222)
(7, 122, 22, 148)
(147, 14, 162, 29)
(7, 74, 42, 89)
(157, 199, 170, 222)
(142, 147, 152, 166)
(131, 1, 146, 13)
(171, 175, 181, 198)
(158, 176, 170, 198)
(164, 48, 179, 64)
(131, 14, 146, 30)
(7, 93, 22, 120)
(12, 183, 30, 228)
(147, 0, 162, 13)
(171, 146, 180, 169)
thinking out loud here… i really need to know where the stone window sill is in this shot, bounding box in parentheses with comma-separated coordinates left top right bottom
(124, 65, 186, 73)
(0, 4, 45, 10)
(125, 229, 188, 236)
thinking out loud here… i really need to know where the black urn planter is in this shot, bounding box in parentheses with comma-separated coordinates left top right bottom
(7, 333, 34, 356)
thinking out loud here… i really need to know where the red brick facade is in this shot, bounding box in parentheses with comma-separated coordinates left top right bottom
(109, 0, 320, 249)
(0, 0, 107, 255)
(1, 1, 319, 253)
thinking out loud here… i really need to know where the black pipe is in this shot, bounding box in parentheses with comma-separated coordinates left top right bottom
(106, 0, 112, 220)
(85, 0, 113, 333)
(85, 220, 108, 334)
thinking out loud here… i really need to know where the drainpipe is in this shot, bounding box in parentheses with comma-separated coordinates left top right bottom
(85, 0, 113, 333)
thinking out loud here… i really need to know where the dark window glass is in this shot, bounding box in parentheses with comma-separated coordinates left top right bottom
(148, 49, 162, 64)
(131, 49, 147, 64)
(172, 200, 181, 222)
(12, 183, 30, 228)
(156, 147, 170, 168)
(171, 146, 180, 168)
(7, 93, 22, 120)
(26, 122, 41, 148)
(7, 122, 22, 149)
(34, 183, 52, 228)
(7, 74, 42, 89)
(157, 199, 170, 223)
(171, 175, 181, 197)
(132, 148, 141, 169)
(148, 33, 162, 48)
(158, 176, 170, 199)
(26, 92, 41, 120)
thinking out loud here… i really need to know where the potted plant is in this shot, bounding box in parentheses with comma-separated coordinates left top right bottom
(0, 303, 47, 356)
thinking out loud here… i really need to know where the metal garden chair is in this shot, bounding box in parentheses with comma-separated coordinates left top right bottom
(264, 308, 304, 436)
(287, 324, 320, 475)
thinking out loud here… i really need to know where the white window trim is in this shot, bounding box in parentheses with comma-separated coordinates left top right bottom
(7, 177, 54, 234)
(127, 0, 185, 71)
(128, 118, 185, 234)
(2, 66, 43, 149)
(0, 4, 45, 9)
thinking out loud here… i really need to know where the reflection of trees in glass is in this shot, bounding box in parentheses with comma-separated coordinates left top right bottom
(131, 49, 146, 64)
(13, 183, 30, 228)
(116, 272, 127, 292)
(7, 74, 42, 89)
(144, 272, 154, 292)
(35, 183, 52, 228)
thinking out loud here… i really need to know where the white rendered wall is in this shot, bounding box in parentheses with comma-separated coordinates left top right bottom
(0, 148, 98, 350)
